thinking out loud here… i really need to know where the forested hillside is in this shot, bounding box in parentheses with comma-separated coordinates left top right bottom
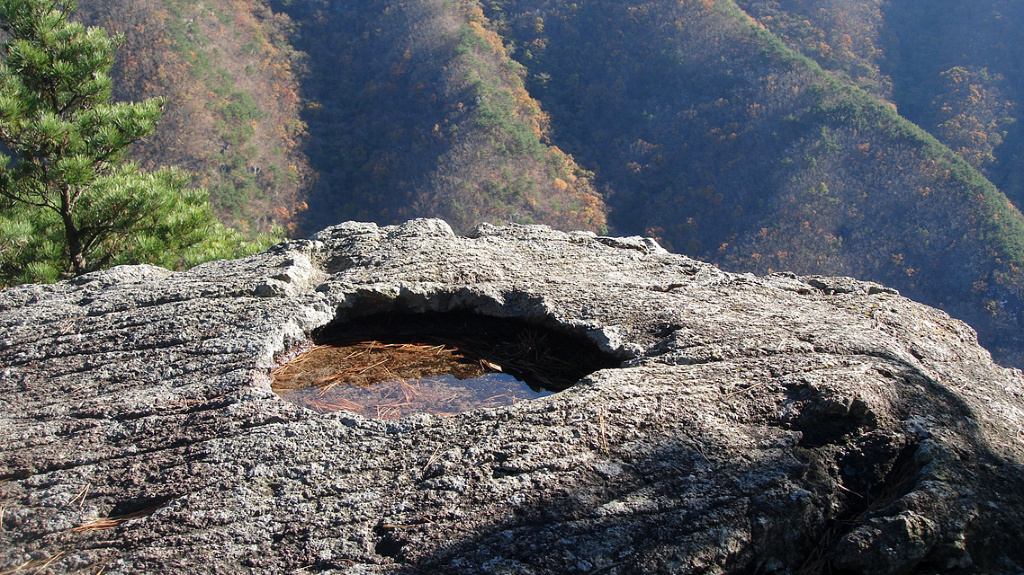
(55, 0, 1024, 367)
(484, 0, 1024, 365)
(76, 0, 310, 235)
(270, 0, 606, 232)
(737, 0, 1024, 219)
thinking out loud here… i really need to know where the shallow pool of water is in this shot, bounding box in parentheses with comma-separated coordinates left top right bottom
(270, 312, 617, 419)
(277, 372, 549, 418)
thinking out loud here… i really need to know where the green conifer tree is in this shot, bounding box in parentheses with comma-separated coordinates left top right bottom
(0, 0, 267, 285)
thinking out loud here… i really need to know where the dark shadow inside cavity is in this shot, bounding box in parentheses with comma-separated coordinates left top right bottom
(318, 312, 617, 390)
(272, 311, 619, 418)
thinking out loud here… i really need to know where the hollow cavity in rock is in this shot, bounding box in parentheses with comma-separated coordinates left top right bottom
(272, 312, 616, 418)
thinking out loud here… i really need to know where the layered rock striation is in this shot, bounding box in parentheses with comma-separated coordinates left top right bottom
(3, 219, 1024, 574)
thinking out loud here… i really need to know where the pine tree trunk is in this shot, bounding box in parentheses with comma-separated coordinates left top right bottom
(60, 190, 86, 276)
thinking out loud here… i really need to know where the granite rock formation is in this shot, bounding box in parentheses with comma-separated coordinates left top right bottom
(3, 219, 1024, 574)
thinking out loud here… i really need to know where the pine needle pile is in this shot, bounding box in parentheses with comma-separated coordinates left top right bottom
(270, 312, 618, 418)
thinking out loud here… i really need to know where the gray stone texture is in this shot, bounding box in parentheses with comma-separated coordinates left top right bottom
(3, 219, 1024, 574)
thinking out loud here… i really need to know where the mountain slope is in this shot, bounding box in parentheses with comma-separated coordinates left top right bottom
(482, 0, 1024, 364)
(270, 0, 606, 234)
(737, 0, 1024, 226)
(76, 0, 310, 235)
(881, 0, 1024, 211)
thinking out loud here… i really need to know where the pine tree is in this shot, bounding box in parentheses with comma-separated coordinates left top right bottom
(0, 0, 264, 285)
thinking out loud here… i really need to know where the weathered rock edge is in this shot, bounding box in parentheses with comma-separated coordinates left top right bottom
(2, 219, 1024, 574)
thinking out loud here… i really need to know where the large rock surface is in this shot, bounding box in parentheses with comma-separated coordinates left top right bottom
(3, 219, 1024, 574)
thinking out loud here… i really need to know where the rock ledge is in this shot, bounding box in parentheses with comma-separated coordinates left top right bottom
(3, 219, 1024, 574)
